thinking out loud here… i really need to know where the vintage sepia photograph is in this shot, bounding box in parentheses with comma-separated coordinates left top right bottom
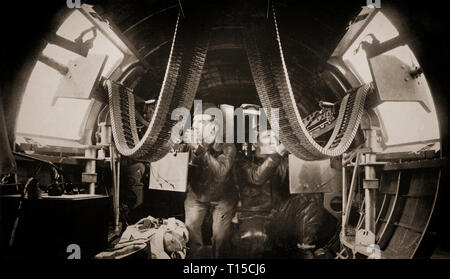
(0, 0, 449, 267)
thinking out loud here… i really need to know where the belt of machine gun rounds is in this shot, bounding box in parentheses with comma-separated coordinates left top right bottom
(106, 11, 210, 161)
(107, 4, 370, 161)
(243, 2, 371, 161)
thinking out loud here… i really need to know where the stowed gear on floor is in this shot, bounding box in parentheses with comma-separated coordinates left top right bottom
(95, 216, 188, 259)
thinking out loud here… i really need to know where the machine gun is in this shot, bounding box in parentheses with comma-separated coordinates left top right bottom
(304, 101, 337, 139)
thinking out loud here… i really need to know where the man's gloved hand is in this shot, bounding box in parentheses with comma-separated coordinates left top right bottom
(193, 143, 209, 157)
(276, 143, 288, 156)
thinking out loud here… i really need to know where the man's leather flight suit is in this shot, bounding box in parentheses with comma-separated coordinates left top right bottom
(184, 143, 238, 258)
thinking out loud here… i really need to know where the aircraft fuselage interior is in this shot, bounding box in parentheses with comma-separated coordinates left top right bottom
(0, 0, 449, 260)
